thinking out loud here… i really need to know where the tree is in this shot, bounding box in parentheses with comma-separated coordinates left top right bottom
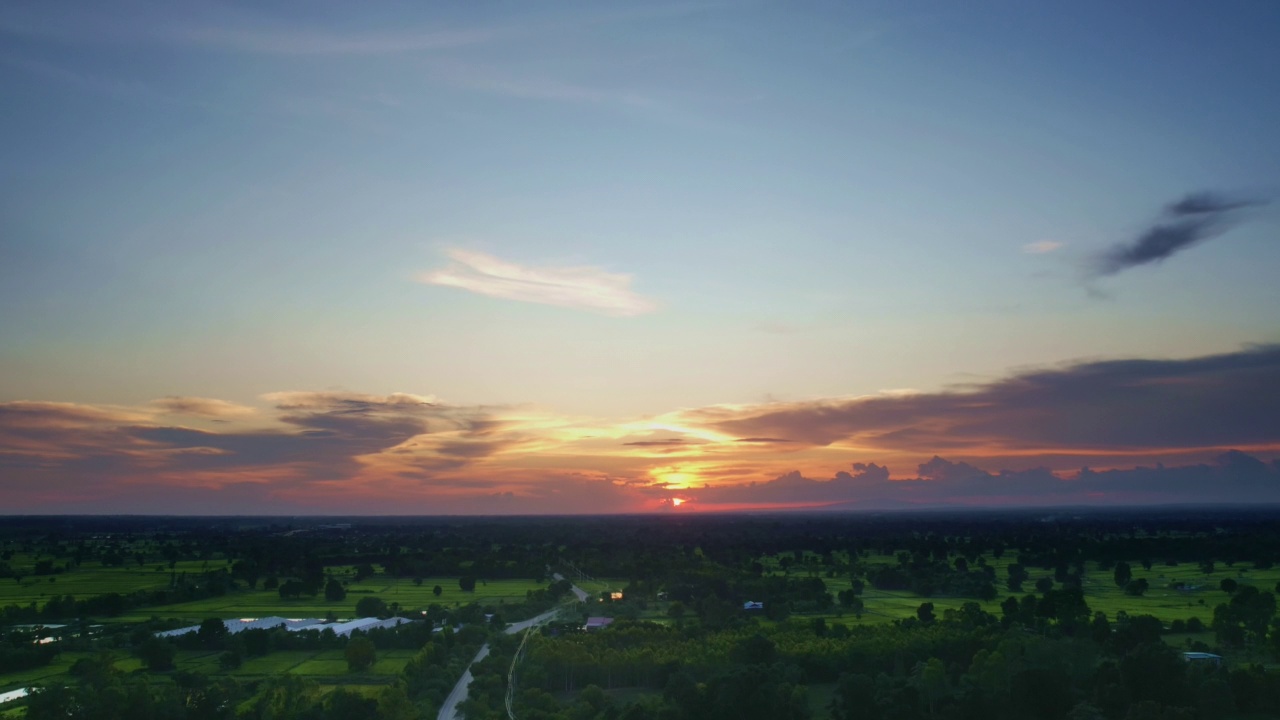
(196, 617, 228, 649)
(325, 578, 347, 602)
(1220, 578, 1238, 594)
(459, 576, 477, 592)
(137, 637, 176, 671)
(219, 650, 242, 670)
(917, 602, 936, 624)
(1114, 562, 1133, 588)
(345, 636, 377, 672)
(327, 687, 377, 720)
(1007, 563, 1028, 592)
(1124, 579, 1150, 597)
(1036, 577, 1054, 593)
(830, 673, 881, 720)
(916, 657, 949, 718)
(433, 584, 443, 597)
(355, 596, 388, 618)
(278, 579, 304, 599)
(377, 683, 417, 720)
(668, 601, 686, 620)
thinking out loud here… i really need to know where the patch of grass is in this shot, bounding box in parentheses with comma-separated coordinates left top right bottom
(0, 653, 90, 693)
(288, 659, 350, 676)
(229, 651, 316, 676)
(107, 575, 554, 623)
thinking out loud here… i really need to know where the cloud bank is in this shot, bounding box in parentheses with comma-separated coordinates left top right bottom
(419, 249, 657, 316)
(1, 345, 1279, 514)
(694, 344, 1280, 454)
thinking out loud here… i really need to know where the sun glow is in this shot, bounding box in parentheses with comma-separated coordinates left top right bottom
(670, 497, 685, 507)
(654, 470, 697, 488)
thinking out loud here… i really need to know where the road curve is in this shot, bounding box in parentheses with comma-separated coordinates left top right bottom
(436, 604, 576, 720)
(553, 573, 591, 602)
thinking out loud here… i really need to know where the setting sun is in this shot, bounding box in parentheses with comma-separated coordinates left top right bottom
(670, 498, 685, 507)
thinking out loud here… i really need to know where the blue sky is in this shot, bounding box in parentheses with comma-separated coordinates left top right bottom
(1, 1, 1277, 512)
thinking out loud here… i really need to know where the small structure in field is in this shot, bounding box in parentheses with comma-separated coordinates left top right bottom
(584, 617, 614, 631)
(1182, 652, 1222, 666)
(743, 601, 764, 611)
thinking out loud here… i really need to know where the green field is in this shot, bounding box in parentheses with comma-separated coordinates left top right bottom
(0, 647, 418, 696)
(749, 552, 1280, 627)
(0, 557, 554, 622)
(112, 576, 550, 622)
(1, 559, 228, 608)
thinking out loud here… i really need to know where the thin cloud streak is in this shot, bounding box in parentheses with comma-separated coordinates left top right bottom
(150, 396, 256, 419)
(419, 249, 658, 316)
(1092, 191, 1265, 277)
(1023, 240, 1062, 254)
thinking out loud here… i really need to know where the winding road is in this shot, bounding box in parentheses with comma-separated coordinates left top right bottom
(436, 577, 587, 720)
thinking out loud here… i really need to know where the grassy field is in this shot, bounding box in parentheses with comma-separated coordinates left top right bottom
(0, 647, 418, 697)
(110, 576, 550, 623)
(0, 556, 553, 622)
(751, 552, 1280, 627)
(1, 559, 227, 608)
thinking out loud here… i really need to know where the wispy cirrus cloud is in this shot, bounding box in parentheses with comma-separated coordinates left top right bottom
(1092, 192, 1265, 277)
(150, 396, 256, 419)
(418, 249, 658, 316)
(1023, 240, 1062, 254)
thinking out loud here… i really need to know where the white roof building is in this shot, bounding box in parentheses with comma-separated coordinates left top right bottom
(156, 616, 414, 639)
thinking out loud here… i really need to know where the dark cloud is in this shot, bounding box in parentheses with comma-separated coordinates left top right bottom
(1166, 193, 1258, 216)
(149, 396, 255, 418)
(0, 392, 504, 488)
(707, 344, 1280, 453)
(735, 437, 795, 444)
(623, 439, 689, 446)
(1094, 192, 1263, 277)
(684, 452, 1280, 509)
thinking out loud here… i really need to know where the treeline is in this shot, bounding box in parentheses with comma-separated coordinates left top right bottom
(491, 607, 1280, 720)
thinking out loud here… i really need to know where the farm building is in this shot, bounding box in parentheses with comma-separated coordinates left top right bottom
(1182, 652, 1222, 666)
(743, 601, 764, 611)
(584, 617, 614, 631)
(156, 616, 415, 639)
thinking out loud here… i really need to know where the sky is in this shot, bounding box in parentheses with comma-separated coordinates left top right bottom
(1, 0, 1278, 514)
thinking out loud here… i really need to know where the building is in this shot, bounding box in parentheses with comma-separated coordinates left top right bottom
(584, 617, 614, 631)
(743, 601, 764, 611)
(1182, 652, 1222, 666)
(156, 616, 415, 639)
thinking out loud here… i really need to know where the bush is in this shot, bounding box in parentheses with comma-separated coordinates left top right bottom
(345, 636, 377, 672)
(356, 596, 388, 618)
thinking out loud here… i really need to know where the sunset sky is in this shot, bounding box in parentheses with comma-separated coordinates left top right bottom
(2, 1, 1278, 514)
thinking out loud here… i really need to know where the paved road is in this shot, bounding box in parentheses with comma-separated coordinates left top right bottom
(435, 604, 574, 720)
(553, 573, 591, 602)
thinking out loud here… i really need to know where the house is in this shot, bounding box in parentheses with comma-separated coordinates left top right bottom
(743, 601, 764, 611)
(1182, 652, 1222, 666)
(584, 617, 614, 631)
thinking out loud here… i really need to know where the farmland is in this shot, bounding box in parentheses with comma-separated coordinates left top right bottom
(5, 510, 1280, 719)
